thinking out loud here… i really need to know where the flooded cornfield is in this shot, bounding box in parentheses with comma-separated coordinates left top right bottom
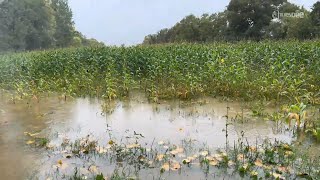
(1, 0, 320, 179)
(1, 92, 319, 179)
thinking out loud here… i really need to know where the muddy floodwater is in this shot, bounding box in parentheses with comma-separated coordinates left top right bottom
(0, 93, 318, 179)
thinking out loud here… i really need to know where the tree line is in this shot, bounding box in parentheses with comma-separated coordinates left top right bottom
(143, 0, 320, 44)
(0, 0, 104, 52)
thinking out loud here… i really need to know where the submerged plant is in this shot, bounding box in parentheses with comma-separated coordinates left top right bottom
(36, 132, 320, 180)
(286, 103, 307, 128)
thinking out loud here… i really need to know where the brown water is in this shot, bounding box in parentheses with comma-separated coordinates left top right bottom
(0, 93, 305, 179)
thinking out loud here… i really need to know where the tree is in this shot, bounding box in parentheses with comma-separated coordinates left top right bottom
(24, 0, 56, 50)
(0, 0, 30, 51)
(210, 12, 229, 41)
(310, 1, 320, 26)
(0, 0, 56, 51)
(226, 0, 287, 40)
(51, 0, 75, 48)
(286, 16, 314, 40)
(264, 2, 307, 40)
(82, 38, 105, 47)
(142, 35, 157, 45)
(310, 1, 320, 37)
(170, 15, 201, 42)
(264, 20, 287, 39)
(0, 0, 67, 51)
(142, 15, 203, 44)
(0, 0, 103, 52)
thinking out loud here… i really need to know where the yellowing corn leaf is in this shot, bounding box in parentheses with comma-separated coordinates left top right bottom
(170, 147, 183, 155)
(285, 151, 293, 156)
(249, 146, 257, 152)
(206, 156, 215, 161)
(219, 152, 227, 157)
(46, 143, 55, 149)
(96, 147, 108, 154)
(170, 162, 181, 171)
(187, 156, 196, 161)
(200, 151, 208, 156)
(237, 154, 245, 161)
(278, 166, 287, 173)
(176, 147, 184, 153)
(288, 113, 299, 120)
(53, 160, 68, 170)
(161, 163, 170, 171)
(138, 155, 145, 162)
(250, 171, 258, 176)
(24, 132, 40, 137)
(126, 143, 140, 149)
(228, 160, 235, 166)
(272, 173, 282, 179)
(212, 154, 223, 161)
(89, 165, 99, 174)
(263, 165, 272, 170)
(170, 150, 178, 155)
(254, 159, 263, 167)
(209, 159, 219, 166)
(243, 163, 249, 170)
(108, 140, 115, 145)
(157, 154, 165, 161)
(26, 140, 35, 145)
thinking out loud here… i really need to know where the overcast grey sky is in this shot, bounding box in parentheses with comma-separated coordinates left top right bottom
(69, 0, 318, 46)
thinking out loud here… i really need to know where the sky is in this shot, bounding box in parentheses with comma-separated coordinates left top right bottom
(69, 0, 318, 46)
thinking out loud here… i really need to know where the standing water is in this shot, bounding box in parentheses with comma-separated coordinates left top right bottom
(0, 92, 315, 179)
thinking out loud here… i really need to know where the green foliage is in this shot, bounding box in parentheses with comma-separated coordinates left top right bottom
(310, 1, 320, 26)
(227, 0, 285, 40)
(143, 12, 230, 44)
(143, 1, 320, 44)
(95, 173, 105, 180)
(51, 0, 74, 48)
(310, 1, 320, 37)
(0, 0, 104, 52)
(71, 37, 83, 47)
(0, 41, 319, 103)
